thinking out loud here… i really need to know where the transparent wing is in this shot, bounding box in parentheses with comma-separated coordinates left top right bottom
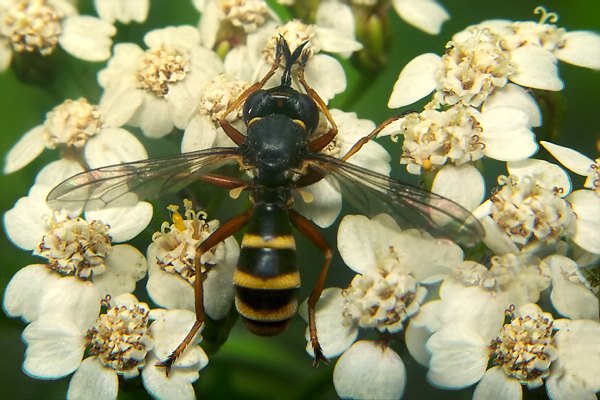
(47, 147, 242, 211)
(305, 154, 484, 247)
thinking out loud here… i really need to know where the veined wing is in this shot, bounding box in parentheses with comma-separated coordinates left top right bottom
(305, 154, 484, 247)
(47, 147, 242, 211)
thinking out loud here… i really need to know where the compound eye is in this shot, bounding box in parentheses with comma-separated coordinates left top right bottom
(295, 93, 319, 133)
(243, 90, 272, 124)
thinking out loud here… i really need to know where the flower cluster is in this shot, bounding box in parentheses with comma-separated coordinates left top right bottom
(1, 1, 599, 400)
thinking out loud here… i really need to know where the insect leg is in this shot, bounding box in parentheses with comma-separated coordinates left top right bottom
(289, 209, 331, 366)
(218, 40, 286, 145)
(157, 208, 253, 373)
(340, 111, 415, 161)
(295, 52, 339, 153)
(200, 174, 247, 189)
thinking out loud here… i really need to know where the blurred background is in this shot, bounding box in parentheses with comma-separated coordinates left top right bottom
(0, 0, 598, 398)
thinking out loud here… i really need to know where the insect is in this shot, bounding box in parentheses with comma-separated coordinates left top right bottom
(47, 37, 483, 370)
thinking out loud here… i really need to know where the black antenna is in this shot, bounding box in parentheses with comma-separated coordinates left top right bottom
(278, 36, 309, 87)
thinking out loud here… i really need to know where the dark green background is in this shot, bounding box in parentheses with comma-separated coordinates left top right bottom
(0, 1, 598, 399)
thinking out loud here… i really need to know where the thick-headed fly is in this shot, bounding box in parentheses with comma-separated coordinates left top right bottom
(47, 37, 483, 369)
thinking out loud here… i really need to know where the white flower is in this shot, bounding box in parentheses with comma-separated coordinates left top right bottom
(3, 98, 148, 174)
(388, 10, 600, 110)
(3, 211, 147, 322)
(474, 159, 577, 255)
(390, 0, 449, 35)
(294, 109, 391, 227)
(146, 200, 239, 320)
(94, 0, 149, 24)
(301, 214, 463, 398)
(0, 0, 115, 71)
(98, 25, 224, 138)
(384, 104, 537, 176)
(195, 0, 278, 50)
(541, 140, 599, 195)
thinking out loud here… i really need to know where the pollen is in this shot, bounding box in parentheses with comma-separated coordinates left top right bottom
(399, 106, 484, 174)
(0, 0, 63, 56)
(489, 174, 576, 248)
(490, 307, 557, 388)
(433, 27, 513, 108)
(86, 298, 153, 378)
(218, 0, 269, 33)
(152, 200, 218, 285)
(198, 74, 249, 122)
(136, 45, 190, 97)
(43, 98, 103, 149)
(342, 249, 427, 333)
(37, 216, 112, 279)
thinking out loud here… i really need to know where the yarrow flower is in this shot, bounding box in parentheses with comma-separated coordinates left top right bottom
(301, 214, 464, 399)
(98, 25, 224, 138)
(146, 200, 239, 320)
(93, 0, 150, 24)
(0, 0, 116, 71)
(3, 97, 148, 174)
(388, 8, 600, 110)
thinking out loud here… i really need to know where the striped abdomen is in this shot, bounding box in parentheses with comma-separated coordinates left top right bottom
(233, 203, 300, 336)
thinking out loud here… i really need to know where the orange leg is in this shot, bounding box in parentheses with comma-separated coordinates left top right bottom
(157, 208, 253, 373)
(289, 209, 332, 366)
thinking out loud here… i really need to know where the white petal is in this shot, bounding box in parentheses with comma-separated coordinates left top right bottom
(545, 255, 599, 321)
(86, 201, 153, 242)
(483, 84, 542, 127)
(142, 355, 200, 400)
(569, 189, 600, 254)
(507, 159, 571, 195)
(316, 2, 355, 54)
(333, 341, 406, 400)
(3, 265, 53, 322)
(546, 373, 597, 400)
(35, 158, 84, 187)
(59, 16, 116, 61)
(315, 27, 362, 54)
(299, 288, 358, 359)
(473, 366, 522, 400)
(480, 106, 538, 161)
(181, 115, 218, 152)
(4, 189, 52, 250)
(130, 95, 174, 138)
(149, 309, 205, 368)
(85, 128, 148, 168)
(509, 45, 563, 91)
(93, 244, 147, 298)
(99, 82, 144, 128)
(432, 164, 485, 211)
(391, 0, 449, 35)
(166, 80, 201, 129)
(3, 125, 46, 173)
(293, 177, 342, 228)
(38, 277, 102, 330)
(337, 214, 401, 274)
(556, 31, 600, 70)
(67, 357, 118, 400)
(405, 321, 432, 367)
(203, 237, 238, 320)
(552, 319, 600, 391)
(94, 0, 149, 24)
(303, 55, 346, 103)
(23, 317, 85, 378)
(144, 26, 200, 50)
(198, 0, 219, 49)
(540, 141, 594, 177)
(388, 53, 440, 108)
(427, 325, 489, 388)
(0, 39, 12, 71)
(480, 216, 520, 254)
